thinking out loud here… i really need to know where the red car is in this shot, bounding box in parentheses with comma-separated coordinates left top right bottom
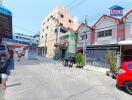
(117, 61, 132, 95)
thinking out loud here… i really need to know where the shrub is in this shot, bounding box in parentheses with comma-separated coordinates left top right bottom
(106, 51, 117, 74)
(75, 53, 84, 68)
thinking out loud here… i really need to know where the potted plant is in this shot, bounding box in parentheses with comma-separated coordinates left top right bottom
(75, 53, 84, 68)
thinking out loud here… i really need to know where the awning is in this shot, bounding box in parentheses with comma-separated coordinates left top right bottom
(118, 40, 132, 45)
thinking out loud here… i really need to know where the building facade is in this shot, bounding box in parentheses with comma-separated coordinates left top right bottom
(13, 33, 39, 46)
(39, 7, 79, 58)
(76, 10, 132, 68)
(0, 1, 12, 42)
(76, 23, 93, 53)
(57, 29, 77, 59)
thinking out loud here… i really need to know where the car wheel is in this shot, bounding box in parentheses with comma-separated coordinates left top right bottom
(124, 82, 132, 95)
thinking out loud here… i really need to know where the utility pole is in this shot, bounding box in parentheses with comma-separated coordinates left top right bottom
(83, 16, 88, 66)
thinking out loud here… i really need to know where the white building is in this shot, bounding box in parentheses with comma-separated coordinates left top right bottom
(13, 33, 39, 46)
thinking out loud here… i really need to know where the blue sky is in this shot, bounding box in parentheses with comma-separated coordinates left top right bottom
(4, 0, 132, 35)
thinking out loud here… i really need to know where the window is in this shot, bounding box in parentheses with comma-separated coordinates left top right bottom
(46, 26, 48, 29)
(98, 31, 105, 37)
(0, 45, 5, 51)
(98, 29, 112, 38)
(42, 36, 43, 38)
(60, 28, 67, 33)
(55, 28, 58, 33)
(128, 64, 132, 69)
(69, 19, 72, 23)
(105, 30, 112, 36)
(16, 36, 18, 38)
(42, 29, 44, 32)
(47, 18, 49, 22)
(60, 14, 64, 18)
(60, 23, 63, 26)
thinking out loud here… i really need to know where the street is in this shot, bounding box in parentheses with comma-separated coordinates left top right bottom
(5, 57, 132, 100)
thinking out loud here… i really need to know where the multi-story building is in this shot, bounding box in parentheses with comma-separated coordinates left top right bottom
(39, 7, 79, 58)
(13, 33, 39, 46)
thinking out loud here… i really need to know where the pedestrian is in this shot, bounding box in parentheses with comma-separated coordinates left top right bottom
(17, 50, 22, 61)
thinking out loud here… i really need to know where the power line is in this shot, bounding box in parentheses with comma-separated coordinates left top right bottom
(40, 20, 132, 44)
(79, 1, 132, 24)
(65, 0, 79, 8)
(69, 0, 87, 10)
(14, 24, 37, 35)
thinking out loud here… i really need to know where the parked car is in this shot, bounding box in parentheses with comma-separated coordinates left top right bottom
(117, 61, 132, 95)
(0, 73, 8, 100)
(0, 44, 11, 73)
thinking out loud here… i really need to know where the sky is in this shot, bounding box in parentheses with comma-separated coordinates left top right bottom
(3, 0, 132, 36)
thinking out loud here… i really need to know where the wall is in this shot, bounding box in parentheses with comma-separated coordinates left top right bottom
(77, 25, 92, 48)
(94, 17, 118, 45)
(124, 13, 132, 40)
(39, 7, 77, 58)
(67, 32, 77, 55)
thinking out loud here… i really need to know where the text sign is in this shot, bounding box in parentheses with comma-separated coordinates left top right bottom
(110, 5, 124, 17)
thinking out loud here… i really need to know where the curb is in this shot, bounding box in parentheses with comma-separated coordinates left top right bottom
(84, 65, 110, 74)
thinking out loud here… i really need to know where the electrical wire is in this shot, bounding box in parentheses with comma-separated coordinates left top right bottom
(40, 20, 132, 44)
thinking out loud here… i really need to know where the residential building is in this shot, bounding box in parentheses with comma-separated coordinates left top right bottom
(80, 10, 132, 68)
(13, 33, 39, 46)
(85, 15, 124, 68)
(57, 28, 77, 59)
(76, 23, 93, 53)
(39, 7, 79, 58)
(119, 10, 132, 63)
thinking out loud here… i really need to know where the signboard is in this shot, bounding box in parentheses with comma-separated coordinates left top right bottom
(0, 5, 12, 16)
(109, 5, 124, 16)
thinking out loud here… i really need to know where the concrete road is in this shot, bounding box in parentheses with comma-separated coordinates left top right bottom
(5, 57, 132, 100)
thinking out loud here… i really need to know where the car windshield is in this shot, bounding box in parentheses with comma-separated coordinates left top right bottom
(0, 45, 6, 51)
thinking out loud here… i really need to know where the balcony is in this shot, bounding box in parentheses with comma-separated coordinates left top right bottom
(54, 40, 69, 48)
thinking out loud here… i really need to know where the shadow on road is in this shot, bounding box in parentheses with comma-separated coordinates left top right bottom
(116, 84, 131, 95)
(7, 83, 22, 88)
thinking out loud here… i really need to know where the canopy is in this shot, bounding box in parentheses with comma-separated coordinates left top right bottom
(118, 40, 132, 45)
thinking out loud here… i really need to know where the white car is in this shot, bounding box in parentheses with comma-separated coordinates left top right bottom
(0, 74, 8, 100)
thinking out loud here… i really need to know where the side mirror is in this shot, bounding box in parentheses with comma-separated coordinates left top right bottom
(0, 74, 8, 84)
